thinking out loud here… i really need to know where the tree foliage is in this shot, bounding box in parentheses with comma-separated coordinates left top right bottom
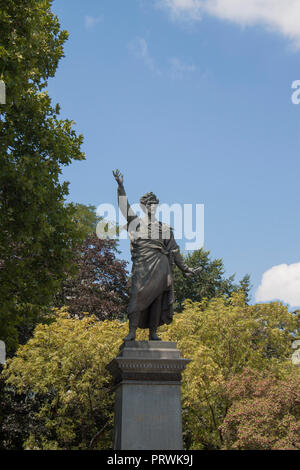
(220, 368, 300, 450)
(55, 234, 129, 321)
(173, 249, 251, 311)
(2, 310, 128, 449)
(0, 0, 85, 352)
(160, 294, 299, 449)
(2, 294, 299, 450)
(70, 203, 101, 239)
(0, 367, 44, 450)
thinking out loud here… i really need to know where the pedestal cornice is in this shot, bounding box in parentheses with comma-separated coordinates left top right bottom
(107, 341, 191, 384)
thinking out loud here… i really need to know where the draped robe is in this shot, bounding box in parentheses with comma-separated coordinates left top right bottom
(118, 185, 190, 329)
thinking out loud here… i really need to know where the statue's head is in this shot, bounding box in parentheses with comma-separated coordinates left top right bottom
(140, 192, 159, 217)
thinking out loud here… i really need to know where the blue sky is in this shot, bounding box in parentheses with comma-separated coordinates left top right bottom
(48, 0, 300, 307)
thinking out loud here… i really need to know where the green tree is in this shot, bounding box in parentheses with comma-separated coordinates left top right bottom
(161, 294, 299, 449)
(2, 310, 128, 450)
(0, 365, 44, 450)
(70, 203, 100, 239)
(2, 294, 299, 450)
(0, 0, 85, 352)
(173, 249, 251, 311)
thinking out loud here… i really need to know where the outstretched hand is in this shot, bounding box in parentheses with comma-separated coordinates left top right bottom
(185, 267, 202, 278)
(113, 169, 124, 186)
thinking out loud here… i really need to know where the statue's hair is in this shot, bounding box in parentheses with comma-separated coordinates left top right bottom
(140, 192, 159, 207)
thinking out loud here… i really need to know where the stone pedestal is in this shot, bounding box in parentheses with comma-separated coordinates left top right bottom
(107, 341, 191, 450)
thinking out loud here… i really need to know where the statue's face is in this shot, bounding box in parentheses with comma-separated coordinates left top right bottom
(141, 203, 158, 218)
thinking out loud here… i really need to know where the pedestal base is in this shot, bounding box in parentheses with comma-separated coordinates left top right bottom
(107, 341, 190, 450)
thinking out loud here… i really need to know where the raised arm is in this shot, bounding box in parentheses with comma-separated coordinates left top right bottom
(113, 169, 137, 226)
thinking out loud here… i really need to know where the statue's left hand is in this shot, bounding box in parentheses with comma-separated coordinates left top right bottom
(185, 267, 202, 277)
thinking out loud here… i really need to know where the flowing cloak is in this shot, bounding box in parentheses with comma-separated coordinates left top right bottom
(117, 185, 189, 329)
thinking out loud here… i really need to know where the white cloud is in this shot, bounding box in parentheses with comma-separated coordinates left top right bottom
(128, 38, 197, 78)
(128, 38, 161, 75)
(157, 0, 300, 48)
(157, 0, 203, 20)
(168, 57, 196, 78)
(84, 15, 103, 30)
(256, 263, 300, 308)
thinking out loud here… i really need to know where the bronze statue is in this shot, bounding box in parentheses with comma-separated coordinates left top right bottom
(113, 169, 201, 341)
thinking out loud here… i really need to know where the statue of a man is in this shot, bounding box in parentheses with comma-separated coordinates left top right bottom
(113, 170, 201, 341)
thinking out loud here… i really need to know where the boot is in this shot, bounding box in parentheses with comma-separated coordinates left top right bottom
(123, 326, 137, 342)
(149, 328, 162, 341)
